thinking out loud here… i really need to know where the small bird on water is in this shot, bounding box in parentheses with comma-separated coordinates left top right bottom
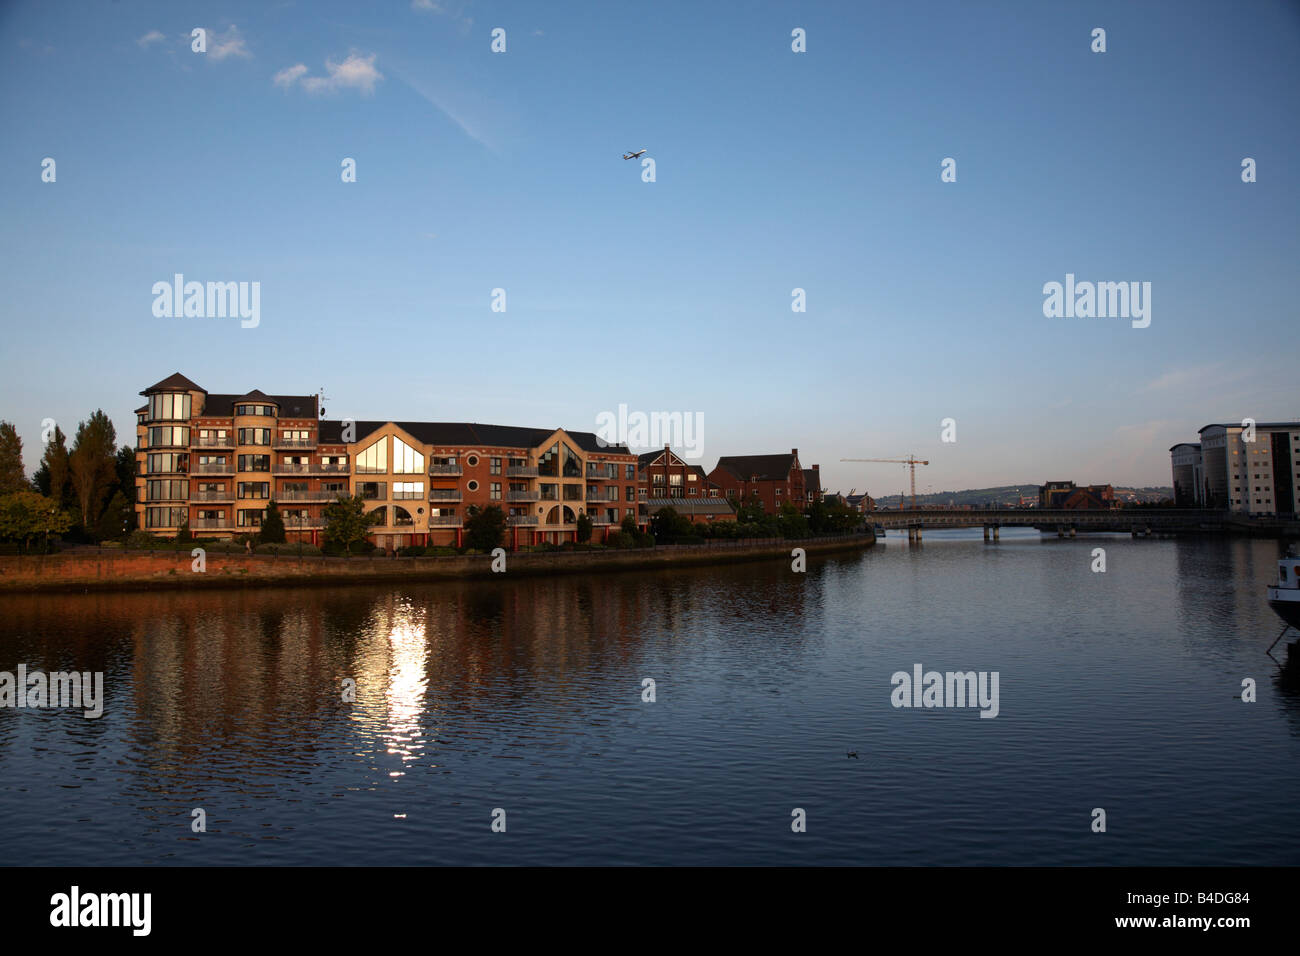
(846, 751, 858, 759)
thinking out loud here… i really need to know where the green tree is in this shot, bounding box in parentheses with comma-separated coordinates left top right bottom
(575, 512, 593, 543)
(0, 490, 73, 551)
(0, 422, 26, 495)
(68, 410, 117, 529)
(94, 490, 133, 542)
(651, 506, 693, 539)
(620, 514, 639, 535)
(31, 426, 74, 509)
(464, 504, 506, 551)
(260, 499, 286, 543)
(114, 445, 136, 498)
(323, 493, 377, 554)
(175, 517, 193, 544)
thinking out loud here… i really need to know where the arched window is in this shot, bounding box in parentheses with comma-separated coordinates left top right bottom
(367, 506, 387, 527)
(393, 506, 413, 527)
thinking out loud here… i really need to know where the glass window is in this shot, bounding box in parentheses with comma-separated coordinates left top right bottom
(357, 437, 388, 474)
(359, 482, 386, 500)
(237, 454, 270, 472)
(148, 393, 191, 421)
(393, 437, 425, 474)
(237, 427, 271, 445)
(147, 425, 190, 448)
(393, 481, 424, 500)
(490, 458, 502, 475)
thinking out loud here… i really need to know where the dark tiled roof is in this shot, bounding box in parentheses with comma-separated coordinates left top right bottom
(802, 468, 820, 489)
(201, 393, 318, 417)
(316, 420, 631, 454)
(714, 454, 797, 482)
(141, 372, 204, 394)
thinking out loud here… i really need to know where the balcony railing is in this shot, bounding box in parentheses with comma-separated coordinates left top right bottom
(429, 515, 462, 526)
(273, 463, 350, 475)
(429, 489, 462, 501)
(192, 436, 234, 448)
(278, 490, 342, 502)
(430, 464, 463, 476)
(585, 491, 605, 502)
(192, 519, 229, 530)
(393, 491, 425, 500)
(506, 465, 538, 477)
(590, 515, 615, 525)
(274, 437, 317, 449)
(193, 463, 235, 475)
(507, 490, 540, 502)
(507, 515, 538, 526)
(191, 491, 233, 502)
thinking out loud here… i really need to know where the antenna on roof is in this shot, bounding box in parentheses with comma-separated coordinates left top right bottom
(319, 387, 327, 419)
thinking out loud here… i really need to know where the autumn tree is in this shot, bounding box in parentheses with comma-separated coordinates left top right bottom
(0, 422, 26, 495)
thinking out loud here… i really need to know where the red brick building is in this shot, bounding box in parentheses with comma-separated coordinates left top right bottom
(708, 449, 809, 515)
(136, 373, 640, 550)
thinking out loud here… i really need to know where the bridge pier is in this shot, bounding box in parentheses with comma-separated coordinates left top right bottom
(1057, 526, 1065, 538)
(993, 526, 999, 541)
(1069, 526, 1076, 538)
(983, 526, 989, 542)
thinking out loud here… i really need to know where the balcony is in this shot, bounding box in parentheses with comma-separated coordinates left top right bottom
(191, 491, 234, 503)
(192, 518, 229, 530)
(585, 491, 605, 503)
(273, 463, 350, 475)
(429, 489, 463, 501)
(192, 436, 234, 448)
(507, 490, 540, 502)
(507, 515, 538, 526)
(193, 462, 235, 475)
(274, 437, 317, 450)
(430, 464, 463, 476)
(506, 465, 538, 477)
(590, 515, 615, 525)
(429, 515, 462, 527)
(393, 491, 425, 501)
(278, 490, 341, 502)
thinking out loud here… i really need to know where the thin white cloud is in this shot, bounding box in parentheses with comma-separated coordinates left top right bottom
(388, 64, 496, 151)
(137, 30, 166, 48)
(207, 25, 252, 62)
(273, 63, 309, 88)
(275, 53, 383, 95)
(411, 0, 474, 32)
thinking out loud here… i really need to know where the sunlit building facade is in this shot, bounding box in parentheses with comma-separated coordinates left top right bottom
(135, 373, 639, 549)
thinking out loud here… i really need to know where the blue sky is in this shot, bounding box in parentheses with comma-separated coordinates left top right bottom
(1, 0, 1297, 494)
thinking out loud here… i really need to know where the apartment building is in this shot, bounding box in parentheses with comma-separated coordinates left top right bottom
(635, 446, 735, 525)
(135, 373, 640, 549)
(1193, 422, 1300, 515)
(707, 449, 808, 514)
(1038, 481, 1115, 510)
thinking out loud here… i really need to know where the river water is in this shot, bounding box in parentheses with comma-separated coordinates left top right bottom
(2, 529, 1298, 866)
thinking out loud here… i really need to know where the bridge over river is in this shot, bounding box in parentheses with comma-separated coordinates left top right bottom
(868, 509, 1299, 541)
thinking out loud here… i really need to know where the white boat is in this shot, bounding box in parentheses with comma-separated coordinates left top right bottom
(1266, 549, 1300, 630)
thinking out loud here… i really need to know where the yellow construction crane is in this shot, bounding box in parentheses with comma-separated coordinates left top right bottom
(840, 457, 930, 510)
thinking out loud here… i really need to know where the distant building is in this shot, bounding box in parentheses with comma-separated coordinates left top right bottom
(844, 492, 876, 513)
(1169, 442, 1205, 507)
(1039, 481, 1115, 510)
(1193, 422, 1300, 515)
(801, 467, 823, 506)
(708, 449, 808, 515)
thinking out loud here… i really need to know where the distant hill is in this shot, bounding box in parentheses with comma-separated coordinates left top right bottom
(866, 484, 1173, 509)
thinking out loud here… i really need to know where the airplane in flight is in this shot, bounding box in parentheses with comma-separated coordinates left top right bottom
(622, 148, 647, 160)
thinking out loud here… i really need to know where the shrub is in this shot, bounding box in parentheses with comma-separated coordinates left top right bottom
(398, 545, 426, 557)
